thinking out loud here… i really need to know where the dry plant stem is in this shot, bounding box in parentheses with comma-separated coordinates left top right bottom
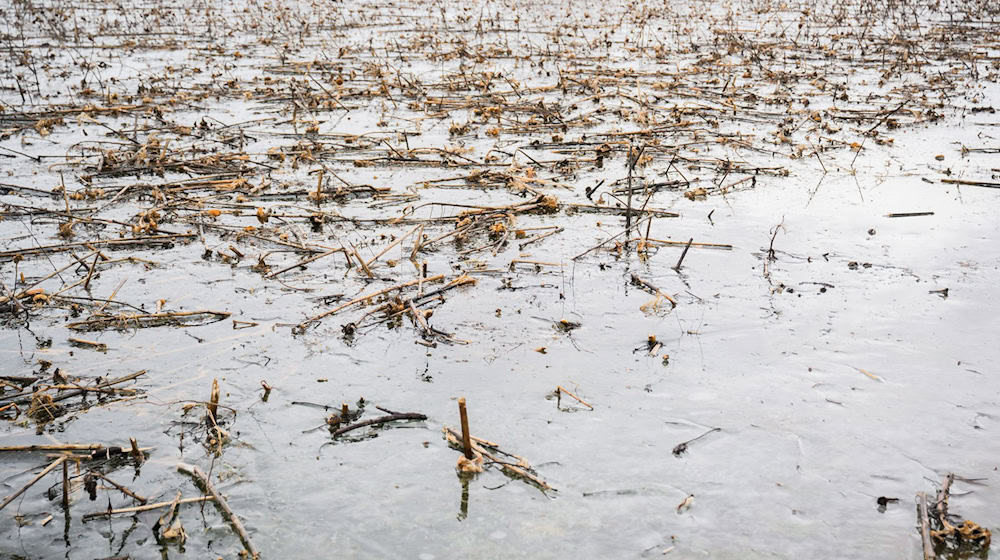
(68, 337, 107, 349)
(564, 204, 678, 218)
(61, 460, 69, 510)
(510, 259, 562, 268)
(642, 218, 653, 252)
(66, 310, 231, 331)
(442, 427, 551, 490)
(0, 456, 67, 512)
(297, 274, 446, 328)
(885, 212, 934, 218)
(0, 250, 98, 303)
(929, 472, 966, 541)
(630, 274, 678, 307)
(625, 237, 732, 249)
(572, 215, 653, 260)
(556, 386, 593, 409)
(82, 496, 212, 521)
(458, 398, 473, 459)
(94, 278, 126, 315)
(673, 238, 694, 271)
(129, 438, 142, 463)
(0, 234, 195, 262)
(176, 463, 259, 560)
(417, 224, 473, 251)
(265, 248, 343, 278)
(364, 224, 421, 269)
(350, 244, 374, 277)
(935, 473, 954, 516)
(0, 444, 106, 452)
(330, 411, 427, 437)
(626, 148, 634, 236)
(37, 385, 133, 395)
(207, 378, 220, 425)
(155, 491, 182, 534)
(408, 302, 431, 334)
(940, 178, 1000, 189)
(917, 491, 934, 560)
(89, 471, 147, 503)
(673, 427, 721, 456)
(625, 144, 646, 241)
(410, 225, 424, 260)
(2, 370, 146, 406)
(406, 275, 475, 307)
(518, 227, 563, 249)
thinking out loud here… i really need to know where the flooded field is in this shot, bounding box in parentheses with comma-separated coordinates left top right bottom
(1, 0, 999, 557)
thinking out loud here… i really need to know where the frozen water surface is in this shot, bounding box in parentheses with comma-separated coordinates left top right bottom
(0, 0, 998, 557)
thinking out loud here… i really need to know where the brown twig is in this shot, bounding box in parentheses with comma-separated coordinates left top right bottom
(673, 237, 694, 272)
(555, 386, 593, 410)
(177, 463, 259, 560)
(458, 398, 473, 459)
(82, 496, 212, 521)
(88, 471, 147, 504)
(917, 491, 934, 560)
(330, 411, 427, 438)
(0, 456, 67, 512)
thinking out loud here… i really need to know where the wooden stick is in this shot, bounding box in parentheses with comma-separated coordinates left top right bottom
(625, 145, 635, 236)
(625, 237, 733, 250)
(364, 224, 421, 269)
(0, 444, 105, 452)
(350, 243, 374, 277)
(555, 386, 593, 410)
(66, 311, 230, 331)
(155, 491, 182, 535)
(672, 427, 721, 456)
(416, 223, 473, 251)
(940, 178, 1000, 189)
(518, 227, 563, 250)
(917, 492, 934, 560)
(82, 496, 212, 520)
(442, 427, 551, 490)
(207, 378, 220, 425)
(886, 212, 934, 218)
(509, 259, 562, 268)
(935, 473, 954, 517)
(641, 216, 653, 253)
(177, 463, 259, 560)
(296, 274, 445, 328)
(0, 250, 98, 304)
(572, 215, 654, 260)
(89, 471, 147, 504)
(630, 274, 678, 307)
(673, 238, 694, 271)
(409, 225, 424, 260)
(82, 253, 99, 291)
(68, 338, 108, 351)
(408, 302, 431, 335)
(265, 248, 343, 278)
(129, 438, 142, 463)
(2, 370, 147, 406)
(442, 428, 500, 449)
(315, 169, 324, 201)
(564, 204, 679, 218)
(0, 456, 67, 512)
(61, 460, 69, 510)
(458, 398, 473, 460)
(0, 234, 195, 261)
(330, 411, 427, 438)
